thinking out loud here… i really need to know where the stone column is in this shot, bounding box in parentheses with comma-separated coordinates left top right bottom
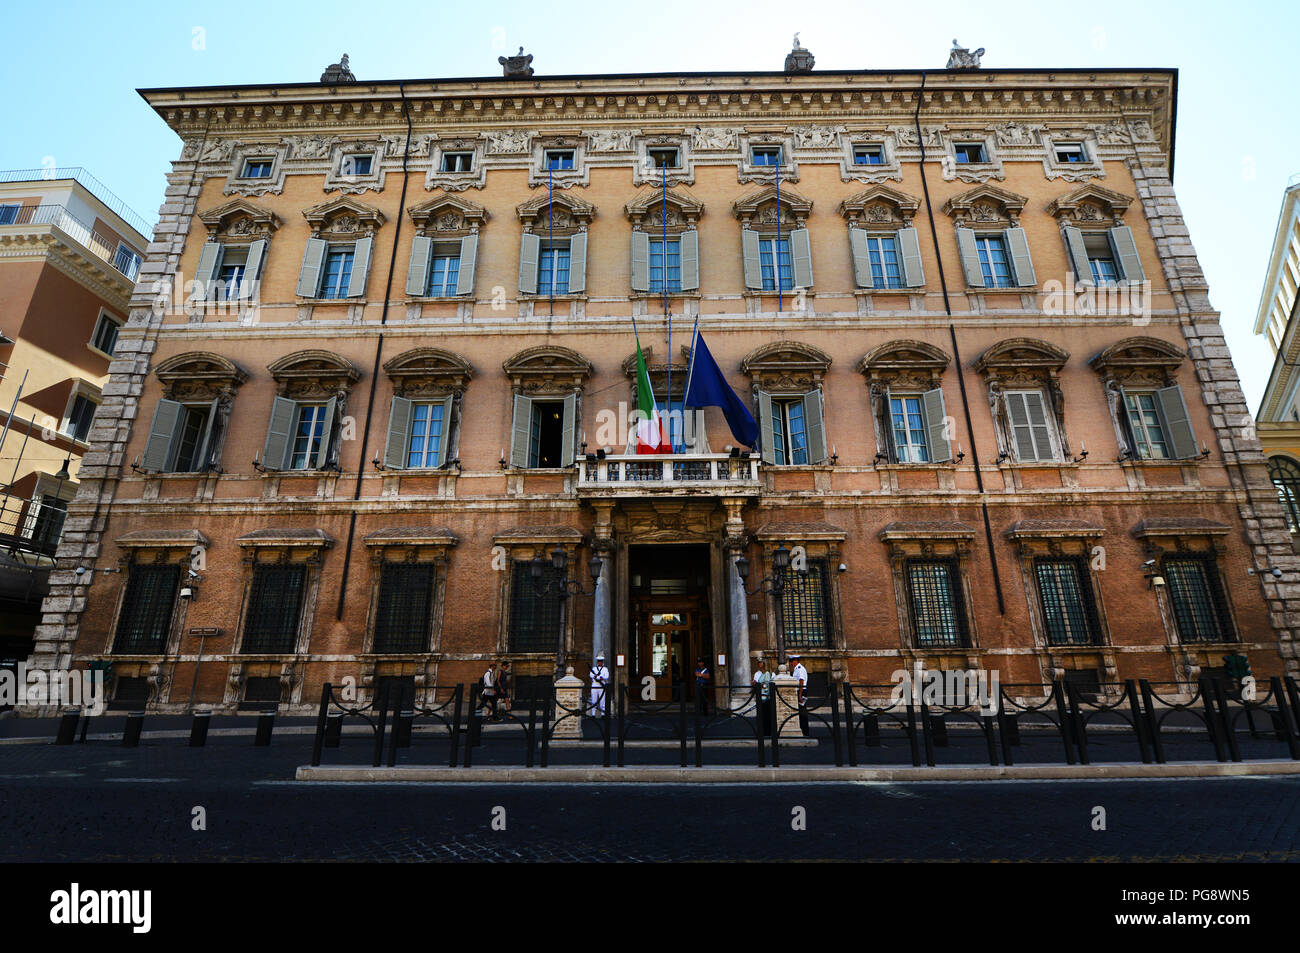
(773, 669, 802, 739)
(552, 667, 585, 738)
(591, 544, 612, 667)
(728, 551, 752, 690)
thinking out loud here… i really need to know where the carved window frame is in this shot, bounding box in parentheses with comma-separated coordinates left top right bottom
(491, 528, 586, 666)
(151, 351, 249, 473)
(360, 530, 457, 666)
(1040, 131, 1106, 182)
(974, 338, 1072, 465)
(633, 133, 694, 188)
(879, 524, 980, 657)
(426, 136, 488, 192)
(857, 340, 952, 469)
(323, 138, 388, 194)
(225, 142, 289, 197)
(108, 534, 207, 666)
(942, 133, 1005, 183)
(1088, 337, 1187, 465)
(755, 524, 847, 663)
(738, 132, 798, 185)
(265, 350, 361, 472)
(382, 347, 473, 467)
(528, 135, 589, 189)
(839, 133, 903, 184)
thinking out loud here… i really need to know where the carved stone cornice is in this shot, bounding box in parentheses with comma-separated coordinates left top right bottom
(857, 339, 950, 386)
(625, 187, 704, 229)
(301, 196, 385, 238)
(198, 198, 282, 241)
(740, 340, 832, 390)
(267, 349, 360, 397)
(1088, 336, 1184, 382)
(941, 184, 1028, 226)
(407, 193, 489, 236)
(502, 345, 593, 393)
(1045, 183, 1134, 225)
(838, 184, 921, 226)
(516, 190, 595, 234)
(383, 347, 473, 398)
(732, 184, 812, 227)
(154, 351, 249, 401)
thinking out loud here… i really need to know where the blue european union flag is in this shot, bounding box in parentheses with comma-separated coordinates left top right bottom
(683, 326, 759, 447)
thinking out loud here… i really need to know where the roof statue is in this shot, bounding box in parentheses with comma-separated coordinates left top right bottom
(785, 33, 814, 73)
(947, 39, 984, 70)
(320, 53, 356, 83)
(499, 46, 535, 77)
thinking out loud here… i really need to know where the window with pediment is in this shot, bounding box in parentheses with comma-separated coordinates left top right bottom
(733, 185, 814, 292)
(516, 192, 596, 296)
(626, 188, 704, 295)
(140, 352, 248, 473)
(528, 135, 589, 189)
(259, 351, 360, 472)
(192, 199, 281, 306)
(633, 133, 694, 187)
(943, 185, 1035, 290)
(974, 339, 1072, 465)
(380, 348, 473, 470)
(1046, 184, 1146, 285)
(741, 341, 831, 466)
(225, 142, 289, 196)
(405, 194, 488, 298)
(839, 185, 925, 291)
(1090, 337, 1200, 462)
(503, 346, 593, 469)
(427, 136, 488, 192)
(858, 341, 953, 465)
(323, 138, 387, 194)
(296, 198, 385, 300)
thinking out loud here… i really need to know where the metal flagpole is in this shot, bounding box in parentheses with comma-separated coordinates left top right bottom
(775, 156, 782, 313)
(662, 163, 672, 450)
(548, 166, 554, 317)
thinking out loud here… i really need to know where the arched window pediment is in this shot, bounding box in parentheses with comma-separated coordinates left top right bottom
(741, 341, 832, 390)
(625, 187, 704, 230)
(268, 349, 360, 398)
(732, 185, 813, 228)
(301, 197, 385, 239)
(383, 347, 473, 398)
(941, 184, 1029, 227)
(154, 351, 248, 402)
(974, 338, 1069, 376)
(407, 194, 489, 237)
(838, 185, 921, 227)
(1089, 336, 1184, 385)
(503, 345, 593, 394)
(516, 191, 596, 234)
(198, 199, 281, 241)
(1046, 184, 1134, 226)
(857, 340, 950, 387)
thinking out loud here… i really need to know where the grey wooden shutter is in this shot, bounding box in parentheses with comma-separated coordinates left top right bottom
(456, 233, 478, 295)
(263, 397, 297, 470)
(315, 397, 338, 469)
(240, 239, 267, 300)
(922, 387, 952, 463)
(630, 231, 650, 292)
(193, 242, 221, 300)
(898, 226, 925, 287)
(1004, 227, 1036, 286)
(802, 389, 827, 464)
(1023, 391, 1054, 461)
(384, 396, 413, 469)
(509, 394, 533, 467)
(955, 227, 984, 288)
(518, 233, 540, 294)
(1062, 226, 1091, 282)
(567, 233, 588, 293)
(196, 397, 221, 470)
(679, 228, 699, 291)
(848, 228, 873, 289)
(142, 398, 182, 472)
(1109, 225, 1145, 282)
(741, 228, 762, 290)
(406, 235, 432, 296)
(347, 237, 373, 298)
(880, 387, 898, 463)
(434, 395, 454, 467)
(560, 392, 578, 466)
(1155, 384, 1198, 459)
(790, 227, 813, 288)
(757, 389, 775, 464)
(296, 238, 327, 297)
(1006, 391, 1053, 462)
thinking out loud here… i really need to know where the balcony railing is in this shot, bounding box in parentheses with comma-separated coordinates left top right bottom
(0, 166, 153, 238)
(0, 204, 141, 281)
(0, 492, 63, 560)
(575, 452, 761, 496)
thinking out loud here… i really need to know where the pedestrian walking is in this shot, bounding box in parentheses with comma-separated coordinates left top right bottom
(481, 661, 498, 720)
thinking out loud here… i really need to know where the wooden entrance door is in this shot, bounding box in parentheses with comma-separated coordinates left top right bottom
(637, 597, 702, 703)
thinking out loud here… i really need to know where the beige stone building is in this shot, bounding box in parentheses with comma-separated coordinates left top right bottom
(0, 169, 148, 659)
(29, 45, 1299, 713)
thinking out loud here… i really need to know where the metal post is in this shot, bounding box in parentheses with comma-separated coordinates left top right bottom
(122, 711, 144, 747)
(905, 700, 921, 767)
(189, 711, 210, 747)
(1211, 678, 1241, 763)
(830, 685, 842, 767)
(982, 715, 998, 766)
(996, 704, 1014, 767)
(449, 684, 463, 768)
(679, 684, 688, 768)
(1199, 677, 1227, 763)
(694, 692, 703, 768)
(756, 685, 766, 768)
(769, 691, 780, 768)
(603, 691, 612, 768)
(919, 699, 935, 766)
(1139, 680, 1165, 764)
(55, 711, 79, 745)
(372, 684, 390, 768)
(617, 683, 626, 768)
(1269, 676, 1300, 760)
(311, 682, 331, 767)
(1064, 681, 1088, 765)
(540, 694, 553, 768)
(254, 711, 274, 746)
(526, 696, 537, 768)
(1125, 679, 1151, 764)
(1052, 680, 1076, 765)
(843, 683, 856, 767)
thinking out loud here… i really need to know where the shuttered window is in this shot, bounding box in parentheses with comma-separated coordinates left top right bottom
(406, 402, 446, 469)
(428, 252, 461, 296)
(1123, 392, 1170, 459)
(113, 565, 180, 654)
(975, 235, 1013, 288)
(319, 247, 354, 299)
(510, 561, 562, 653)
(372, 563, 435, 653)
(649, 239, 681, 293)
(67, 394, 97, 442)
(1268, 456, 1300, 532)
(241, 564, 307, 654)
(537, 245, 571, 295)
(866, 234, 903, 289)
(1004, 390, 1057, 462)
(758, 237, 793, 291)
(289, 404, 330, 470)
(770, 398, 809, 465)
(890, 395, 930, 463)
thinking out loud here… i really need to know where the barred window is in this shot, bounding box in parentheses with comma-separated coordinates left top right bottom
(905, 559, 968, 647)
(372, 563, 435, 653)
(241, 564, 307, 654)
(778, 558, 832, 648)
(112, 565, 180, 654)
(1164, 555, 1234, 644)
(1268, 456, 1300, 533)
(509, 561, 562, 653)
(1034, 558, 1099, 646)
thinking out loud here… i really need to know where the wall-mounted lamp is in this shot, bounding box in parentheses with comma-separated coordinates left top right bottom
(371, 454, 386, 471)
(499, 448, 508, 470)
(996, 449, 1010, 464)
(1196, 441, 1212, 460)
(872, 451, 889, 465)
(1247, 566, 1285, 579)
(1142, 558, 1165, 589)
(251, 453, 270, 473)
(1072, 443, 1090, 464)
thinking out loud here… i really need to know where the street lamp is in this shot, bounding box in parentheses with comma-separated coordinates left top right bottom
(736, 543, 797, 666)
(532, 546, 602, 680)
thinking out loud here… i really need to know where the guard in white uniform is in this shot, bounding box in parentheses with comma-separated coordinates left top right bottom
(588, 654, 610, 716)
(790, 654, 810, 736)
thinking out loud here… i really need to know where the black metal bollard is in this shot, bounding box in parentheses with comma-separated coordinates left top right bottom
(55, 710, 80, 745)
(929, 713, 948, 747)
(121, 712, 144, 747)
(396, 710, 413, 748)
(189, 711, 211, 747)
(254, 711, 274, 746)
(324, 713, 343, 747)
(863, 712, 881, 747)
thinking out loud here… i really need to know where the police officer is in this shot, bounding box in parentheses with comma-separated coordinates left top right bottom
(790, 653, 810, 736)
(588, 653, 610, 716)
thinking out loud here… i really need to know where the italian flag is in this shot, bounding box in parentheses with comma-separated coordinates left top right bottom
(635, 339, 672, 454)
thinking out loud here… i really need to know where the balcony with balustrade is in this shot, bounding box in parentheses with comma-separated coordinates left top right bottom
(575, 452, 761, 498)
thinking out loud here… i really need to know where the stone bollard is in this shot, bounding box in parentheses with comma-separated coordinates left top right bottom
(552, 666, 585, 738)
(773, 670, 803, 739)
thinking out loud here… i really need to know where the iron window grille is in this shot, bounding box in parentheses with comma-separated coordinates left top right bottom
(241, 564, 307, 654)
(113, 564, 180, 654)
(1034, 557, 1100, 646)
(778, 558, 832, 648)
(1164, 554, 1235, 644)
(372, 562, 436, 653)
(509, 561, 562, 653)
(905, 558, 969, 648)
(1268, 456, 1300, 533)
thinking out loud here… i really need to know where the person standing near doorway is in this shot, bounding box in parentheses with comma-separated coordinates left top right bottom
(752, 658, 774, 736)
(497, 660, 512, 716)
(481, 661, 498, 721)
(694, 657, 712, 715)
(790, 654, 810, 736)
(588, 654, 610, 717)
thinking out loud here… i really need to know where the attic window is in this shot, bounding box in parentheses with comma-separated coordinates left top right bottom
(242, 158, 274, 179)
(544, 150, 575, 171)
(1054, 143, 1087, 164)
(751, 146, 782, 166)
(441, 152, 473, 172)
(953, 143, 987, 164)
(649, 147, 680, 169)
(853, 144, 884, 166)
(341, 154, 373, 176)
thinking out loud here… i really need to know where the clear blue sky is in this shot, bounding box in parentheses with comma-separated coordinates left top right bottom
(2, 0, 1294, 410)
